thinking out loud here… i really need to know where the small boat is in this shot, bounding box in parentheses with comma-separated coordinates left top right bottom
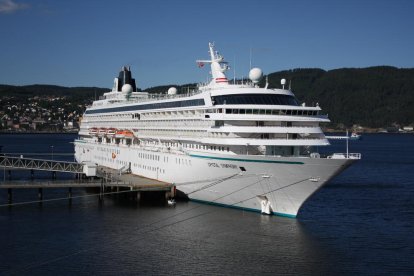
(89, 127, 98, 136)
(350, 132, 361, 140)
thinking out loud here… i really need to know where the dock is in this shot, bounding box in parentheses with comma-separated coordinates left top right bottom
(0, 155, 175, 204)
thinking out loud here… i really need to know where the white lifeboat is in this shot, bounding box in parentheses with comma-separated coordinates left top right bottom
(98, 128, 107, 136)
(89, 127, 98, 136)
(106, 128, 117, 137)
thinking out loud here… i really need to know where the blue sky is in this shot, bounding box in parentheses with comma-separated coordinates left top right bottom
(0, 0, 413, 89)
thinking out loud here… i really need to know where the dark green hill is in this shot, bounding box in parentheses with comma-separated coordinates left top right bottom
(1, 66, 413, 128)
(263, 66, 414, 128)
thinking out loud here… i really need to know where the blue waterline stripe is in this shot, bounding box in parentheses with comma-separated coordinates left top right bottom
(189, 154, 304, 165)
(190, 198, 297, 219)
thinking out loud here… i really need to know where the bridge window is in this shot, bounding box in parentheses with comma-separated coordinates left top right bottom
(212, 94, 299, 106)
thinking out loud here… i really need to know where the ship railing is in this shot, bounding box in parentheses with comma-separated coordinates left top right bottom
(197, 81, 255, 92)
(125, 90, 203, 104)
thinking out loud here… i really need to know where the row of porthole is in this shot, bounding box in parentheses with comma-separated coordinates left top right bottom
(132, 163, 166, 174)
(138, 152, 160, 161)
(94, 156, 115, 163)
(176, 158, 192, 166)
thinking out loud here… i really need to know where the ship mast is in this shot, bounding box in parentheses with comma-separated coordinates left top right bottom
(197, 42, 230, 85)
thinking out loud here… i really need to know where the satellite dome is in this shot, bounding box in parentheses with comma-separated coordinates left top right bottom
(121, 84, 133, 93)
(167, 87, 177, 95)
(249, 68, 263, 84)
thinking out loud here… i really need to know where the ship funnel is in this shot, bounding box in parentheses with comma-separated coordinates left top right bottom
(115, 66, 137, 92)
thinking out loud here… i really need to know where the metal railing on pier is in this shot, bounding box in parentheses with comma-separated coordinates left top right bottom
(0, 156, 83, 173)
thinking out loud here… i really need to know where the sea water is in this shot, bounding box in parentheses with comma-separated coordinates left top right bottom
(0, 133, 413, 275)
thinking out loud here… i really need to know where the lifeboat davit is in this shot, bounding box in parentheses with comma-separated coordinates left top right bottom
(89, 127, 98, 136)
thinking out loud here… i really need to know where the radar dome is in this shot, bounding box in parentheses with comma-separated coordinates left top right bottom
(281, 79, 286, 85)
(249, 68, 263, 84)
(121, 84, 133, 93)
(167, 87, 177, 95)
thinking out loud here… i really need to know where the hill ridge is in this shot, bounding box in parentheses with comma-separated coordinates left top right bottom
(1, 66, 413, 128)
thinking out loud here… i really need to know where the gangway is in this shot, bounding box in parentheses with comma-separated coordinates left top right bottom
(0, 156, 83, 174)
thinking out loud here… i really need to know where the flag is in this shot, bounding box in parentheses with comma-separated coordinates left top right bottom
(197, 62, 204, 68)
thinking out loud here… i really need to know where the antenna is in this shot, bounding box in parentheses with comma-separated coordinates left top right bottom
(289, 79, 291, 90)
(233, 55, 236, 84)
(249, 47, 252, 70)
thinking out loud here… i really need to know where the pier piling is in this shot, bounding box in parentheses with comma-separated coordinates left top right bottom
(38, 188, 43, 201)
(1, 165, 174, 207)
(7, 188, 12, 204)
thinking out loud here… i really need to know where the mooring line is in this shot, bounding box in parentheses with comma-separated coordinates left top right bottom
(0, 187, 162, 208)
(5, 177, 310, 274)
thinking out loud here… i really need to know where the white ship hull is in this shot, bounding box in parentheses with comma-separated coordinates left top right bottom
(75, 43, 360, 218)
(75, 140, 354, 217)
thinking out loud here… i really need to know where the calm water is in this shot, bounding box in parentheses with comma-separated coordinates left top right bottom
(0, 133, 413, 275)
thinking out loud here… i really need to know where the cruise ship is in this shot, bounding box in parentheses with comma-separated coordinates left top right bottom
(75, 43, 361, 218)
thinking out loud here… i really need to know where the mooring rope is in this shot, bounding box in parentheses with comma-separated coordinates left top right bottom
(4, 176, 311, 274)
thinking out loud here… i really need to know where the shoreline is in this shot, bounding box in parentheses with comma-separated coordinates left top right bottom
(0, 130, 411, 135)
(0, 131, 78, 135)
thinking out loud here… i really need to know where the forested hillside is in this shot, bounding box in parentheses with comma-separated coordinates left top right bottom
(264, 66, 414, 128)
(1, 66, 413, 129)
